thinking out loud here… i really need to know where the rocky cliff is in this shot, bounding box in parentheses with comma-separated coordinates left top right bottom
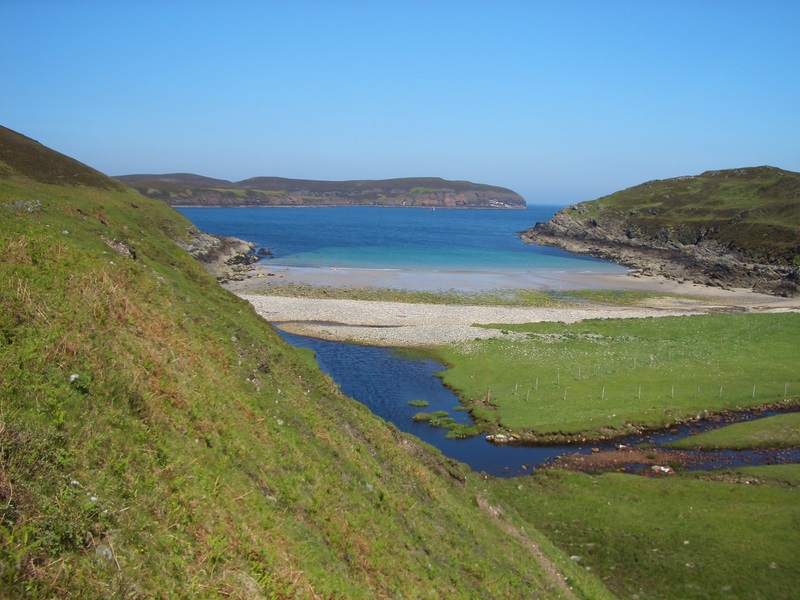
(178, 232, 267, 282)
(522, 167, 800, 296)
(114, 174, 526, 209)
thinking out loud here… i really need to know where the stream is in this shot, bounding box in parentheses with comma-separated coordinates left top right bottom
(278, 330, 800, 478)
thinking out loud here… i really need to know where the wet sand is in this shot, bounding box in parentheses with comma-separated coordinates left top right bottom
(226, 263, 637, 293)
(229, 262, 800, 306)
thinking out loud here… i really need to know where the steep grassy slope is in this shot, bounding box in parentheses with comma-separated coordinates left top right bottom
(115, 173, 526, 209)
(522, 167, 800, 294)
(0, 126, 597, 597)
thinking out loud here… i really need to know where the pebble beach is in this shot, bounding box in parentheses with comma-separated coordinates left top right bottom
(237, 271, 800, 347)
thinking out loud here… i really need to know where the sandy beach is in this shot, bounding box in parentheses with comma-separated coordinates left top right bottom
(234, 268, 800, 347)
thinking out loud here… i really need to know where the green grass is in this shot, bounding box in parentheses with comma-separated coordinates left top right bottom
(0, 126, 580, 598)
(428, 313, 800, 440)
(732, 464, 800, 486)
(553, 166, 800, 265)
(491, 469, 800, 599)
(412, 410, 456, 429)
(668, 413, 800, 449)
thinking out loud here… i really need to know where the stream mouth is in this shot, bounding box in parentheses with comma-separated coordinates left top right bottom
(277, 329, 800, 478)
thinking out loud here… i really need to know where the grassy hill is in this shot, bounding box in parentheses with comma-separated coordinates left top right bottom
(5, 126, 800, 598)
(0, 125, 599, 597)
(115, 173, 526, 209)
(522, 167, 800, 295)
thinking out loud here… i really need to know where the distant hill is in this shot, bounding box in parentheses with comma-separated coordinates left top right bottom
(115, 173, 526, 209)
(522, 166, 800, 295)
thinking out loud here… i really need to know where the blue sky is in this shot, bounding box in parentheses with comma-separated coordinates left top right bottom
(2, 1, 798, 204)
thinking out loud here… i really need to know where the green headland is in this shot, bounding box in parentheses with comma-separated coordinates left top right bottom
(522, 166, 800, 295)
(115, 173, 526, 209)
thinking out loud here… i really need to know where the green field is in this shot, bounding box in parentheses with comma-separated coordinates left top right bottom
(491, 466, 800, 599)
(429, 313, 800, 439)
(732, 463, 800, 485)
(668, 412, 800, 449)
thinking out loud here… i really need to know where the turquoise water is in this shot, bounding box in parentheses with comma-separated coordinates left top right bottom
(177, 205, 628, 275)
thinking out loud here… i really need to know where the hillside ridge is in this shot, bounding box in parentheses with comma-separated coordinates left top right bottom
(115, 173, 526, 208)
(0, 126, 126, 191)
(522, 166, 800, 296)
(1, 126, 591, 596)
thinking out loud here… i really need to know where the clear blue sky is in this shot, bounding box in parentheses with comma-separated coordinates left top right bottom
(2, 1, 798, 204)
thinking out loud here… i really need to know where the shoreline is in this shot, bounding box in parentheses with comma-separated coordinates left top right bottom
(235, 268, 800, 347)
(229, 261, 800, 302)
(224, 262, 749, 296)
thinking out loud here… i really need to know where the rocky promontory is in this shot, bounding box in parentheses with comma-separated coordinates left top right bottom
(178, 232, 266, 282)
(522, 167, 800, 296)
(115, 174, 526, 209)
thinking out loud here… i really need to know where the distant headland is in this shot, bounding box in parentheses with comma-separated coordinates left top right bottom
(114, 173, 526, 209)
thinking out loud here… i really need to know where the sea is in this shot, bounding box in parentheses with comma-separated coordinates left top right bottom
(176, 205, 628, 289)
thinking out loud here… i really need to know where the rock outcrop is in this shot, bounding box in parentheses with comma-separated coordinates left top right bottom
(179, 232, 265, 282)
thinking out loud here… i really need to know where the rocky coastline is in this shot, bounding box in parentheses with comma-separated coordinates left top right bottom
(522, 209, 799, 297)
(179, 232, 267, 282)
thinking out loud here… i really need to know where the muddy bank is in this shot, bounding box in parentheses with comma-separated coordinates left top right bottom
(547, 445, 800, 475)
(535, 402, 800, 475)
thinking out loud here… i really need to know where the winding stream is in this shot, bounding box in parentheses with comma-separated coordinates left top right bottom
(278, 330, 799, 477)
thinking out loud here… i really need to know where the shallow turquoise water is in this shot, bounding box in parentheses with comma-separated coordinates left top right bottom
(177, 205, 628, 274)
